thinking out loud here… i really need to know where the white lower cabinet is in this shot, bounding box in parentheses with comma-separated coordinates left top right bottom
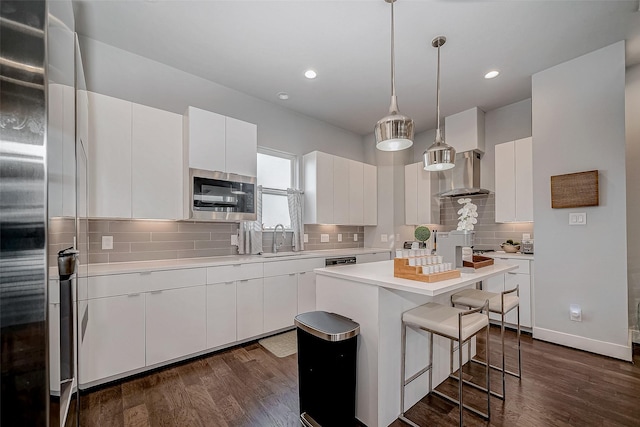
(145, 285, 206, 366)
(297, 271, 316, 315)
(483, 258, 532, 329)
(236, 278, 264, 341)
(264, 274, 298, 331)
(79, 294, 145, 385)
(206, 281, 237, 349)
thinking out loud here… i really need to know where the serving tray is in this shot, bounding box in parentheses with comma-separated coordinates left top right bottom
(393, 258, 461, 283)
(462, 255, 494, 269)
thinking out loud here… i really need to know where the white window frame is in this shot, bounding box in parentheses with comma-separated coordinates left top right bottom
(257, 147, 299, 230)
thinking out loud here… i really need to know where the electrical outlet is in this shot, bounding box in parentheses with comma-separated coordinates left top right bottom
(522, 233, 531, 240)
(338, 233, 342, 242)
(381, 234, 388, 242)
(101, 235, 113, 250)
(353, 234, 358, 242)
(569, 212, 586, 225)
(570, 304, 582, 321)
(303, 234, 309, 243)
(320, 234, 330, 243)
(230, 234, 238, 246)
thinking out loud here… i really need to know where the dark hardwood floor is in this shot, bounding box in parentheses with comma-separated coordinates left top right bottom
(79, 327, 640, 426)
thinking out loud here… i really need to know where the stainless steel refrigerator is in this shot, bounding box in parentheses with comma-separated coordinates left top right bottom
(1, 0, 87, 425)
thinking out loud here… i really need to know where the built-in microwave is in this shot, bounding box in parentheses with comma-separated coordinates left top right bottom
(189, 168, 257, 221)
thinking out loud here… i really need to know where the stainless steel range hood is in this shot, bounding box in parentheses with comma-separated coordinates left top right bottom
(437, 150, 491, 197)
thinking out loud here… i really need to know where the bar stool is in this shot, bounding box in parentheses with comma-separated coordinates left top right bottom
(399, 301, 490, 427)
(450, 286, 522, 400)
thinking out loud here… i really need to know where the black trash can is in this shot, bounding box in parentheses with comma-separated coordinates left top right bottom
(295, 311, 360, 427)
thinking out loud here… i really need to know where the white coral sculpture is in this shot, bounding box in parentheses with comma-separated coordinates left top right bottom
(456, 198, 478, 231)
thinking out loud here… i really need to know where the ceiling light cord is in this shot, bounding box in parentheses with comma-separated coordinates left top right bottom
(389, 0, 398, 114)
(435, 39, 442, 142)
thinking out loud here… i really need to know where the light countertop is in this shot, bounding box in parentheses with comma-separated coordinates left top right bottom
(54, 247, 392, 278)
(315, 260, 518, 297)
(486, 251, 534, 261)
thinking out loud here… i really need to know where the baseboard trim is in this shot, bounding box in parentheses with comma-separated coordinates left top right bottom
(633, 329, 640, 344)
(533, 327, 633, 361)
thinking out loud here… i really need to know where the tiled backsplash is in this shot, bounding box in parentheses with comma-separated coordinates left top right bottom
(439, 194, 534, 249)
(51, 220, 366, 264)
(86, 220, 239, 264)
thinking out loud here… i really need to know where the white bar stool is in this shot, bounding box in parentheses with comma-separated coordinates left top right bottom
(450, 286, 522, 400)
(399, 301, 490, 427)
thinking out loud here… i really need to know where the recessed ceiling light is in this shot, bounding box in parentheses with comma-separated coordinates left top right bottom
(304, 69, 317, 79)
(484, 70, 500, 79)
(277, 92, 289, 100)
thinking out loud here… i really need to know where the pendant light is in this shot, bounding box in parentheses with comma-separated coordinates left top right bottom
(374, 0, 414, 151)
(424, 36, 456, 171)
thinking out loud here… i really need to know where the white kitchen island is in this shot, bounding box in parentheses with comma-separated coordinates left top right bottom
(315, 260, 518, 427)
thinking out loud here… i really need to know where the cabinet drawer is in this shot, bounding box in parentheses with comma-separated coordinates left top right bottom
(263, 257, 324, 277)
(140, 268, 206, 292)
(88, 273, 143, 299)
(207, 262, 263, 283)
(491, 257, 530, 275)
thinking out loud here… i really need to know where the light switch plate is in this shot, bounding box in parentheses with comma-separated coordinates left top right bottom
(102, 235, 113, 250)
(230, 234, 238, 246)
(353, 234, 358, 242)
(320, 234, 330, 243)
(303, 234, 309, 243)
(381, 234, 388, 242)
(337, 233, 342, 242)
(569, 212, 587, 225)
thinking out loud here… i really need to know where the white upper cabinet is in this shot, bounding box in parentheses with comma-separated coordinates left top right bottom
(304, 151, 377, 225)
(88, 92, 132, 218)
(88, 92, 184, 220)
(333, 156, 350, 225)
(225, 116, 257, 177)
(132, 104, 183, 219)
(184, 106, 257, 177)
(404, 162, 440, 225)
(349, 160, 364, 225)
(304, 151, 334, 224)
(363, 163, 378, 226)
(495, 137, 533, 223)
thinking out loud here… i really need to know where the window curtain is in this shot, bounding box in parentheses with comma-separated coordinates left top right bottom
(238, 186, 263, 255)
(287, 188, 304, 252)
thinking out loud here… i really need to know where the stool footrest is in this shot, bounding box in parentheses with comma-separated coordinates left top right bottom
(398, 415, 421, 427)
(470, 358, 522, 379)
(430, 389, 490, 420)
(447, 373, 504, 400)
(404, 364, 432, 387)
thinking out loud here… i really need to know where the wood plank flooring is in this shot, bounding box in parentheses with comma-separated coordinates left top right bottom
(79, 328, 640, 426)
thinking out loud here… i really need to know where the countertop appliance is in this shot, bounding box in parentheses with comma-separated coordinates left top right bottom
(189, 168, 257, 221)
(522, 239, 534, 254)
(436, 231, 475, 269)
(325, 256, 357, 267)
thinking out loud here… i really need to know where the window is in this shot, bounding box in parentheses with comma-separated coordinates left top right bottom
(257, 148, 297, 229)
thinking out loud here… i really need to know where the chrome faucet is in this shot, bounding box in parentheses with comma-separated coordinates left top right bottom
(273, 224, 285, 253)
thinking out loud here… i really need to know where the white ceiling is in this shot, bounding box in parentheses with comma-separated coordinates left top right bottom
(73, 0, 640, 136)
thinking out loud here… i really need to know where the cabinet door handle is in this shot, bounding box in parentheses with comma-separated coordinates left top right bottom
(299, 272, 306, 275)
(225, 281, 234, 285)
(507, 272, 518, 275)
(289, 273, 296, 276)
(149, 290, 163, 294)
(128, 293, 140, 297)
(239, 279, 249, 282)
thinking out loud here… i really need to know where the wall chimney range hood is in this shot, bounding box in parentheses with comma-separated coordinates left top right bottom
(437, 150, 491, 197)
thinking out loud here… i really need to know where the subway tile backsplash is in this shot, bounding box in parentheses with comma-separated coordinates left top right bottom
(56, 219, 365, 264)
(438, 194, 534, 249)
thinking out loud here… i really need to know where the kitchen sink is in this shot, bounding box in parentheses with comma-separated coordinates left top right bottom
(261, 252, 304, 258)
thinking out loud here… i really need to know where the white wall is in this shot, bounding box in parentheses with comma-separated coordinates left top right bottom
(531, 41, 630, 360)
(77, 36, 365, 165)
(483, 99, 532, 192)
(626, 63, 640, 342)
